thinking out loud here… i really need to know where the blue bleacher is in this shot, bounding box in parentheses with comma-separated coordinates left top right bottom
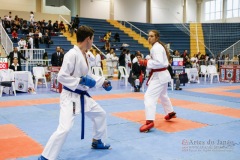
(76, 17, 150, 57)
(202, 23, 240, 56)
(130, 22, 190, 54)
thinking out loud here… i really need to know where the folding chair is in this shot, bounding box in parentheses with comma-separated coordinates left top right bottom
(118, 66, 129, 86)
(0, 69, 16, 97)
(91, 67, 104, 77)
(33, 67, 48, 90)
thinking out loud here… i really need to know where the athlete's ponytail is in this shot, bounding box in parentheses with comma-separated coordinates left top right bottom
(149, 30, 170, 59)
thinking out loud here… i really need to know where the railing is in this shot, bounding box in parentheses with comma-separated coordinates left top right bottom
(19, 48, 47, 71)
(0, 23, 13, 55)
(22, 59, 51, 72)
(20, 49, 45, 60)
(58, 15, 106, 58)
(120, 21, 173, 52)
(197, 59, 239, 66)
(59, 15, 71, 26)
(220, 40, 240, 59)
(120, 21, 147, 38)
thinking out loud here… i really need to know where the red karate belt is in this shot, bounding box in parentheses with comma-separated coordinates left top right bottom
(146, 68, 167, 85)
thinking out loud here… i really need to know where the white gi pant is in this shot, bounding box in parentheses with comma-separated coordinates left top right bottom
(42, 92, 107, 160)
(107, 66, 114, 76)
(144, 78, 174, 120)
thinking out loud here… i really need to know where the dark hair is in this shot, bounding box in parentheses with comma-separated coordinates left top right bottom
(76, 25, 94, 42)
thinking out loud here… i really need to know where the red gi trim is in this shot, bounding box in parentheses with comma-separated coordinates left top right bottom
(146, 68, 167, 85)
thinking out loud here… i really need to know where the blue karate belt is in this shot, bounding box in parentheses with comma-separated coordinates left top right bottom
(63, 86, 91, 139)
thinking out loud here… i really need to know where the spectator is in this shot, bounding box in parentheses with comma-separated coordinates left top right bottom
(73, 15, 80, 29)
(21, 22, 29, 35)
(30, 11, 34, 24)
(118, 49, 127, 79)
(167, 57, 175, 79)
(42, 52, 48, 66)
(7, 47, 27, 71)
(51, 46, 64, 66)
(104, 30, 111, 41)
(113, 32, 120, 42)
(11, 30, 18, 42)
(44, 32, 51, 48)
(104, 40, 110, 51)
(128, 54, 146, 92)
(95, 50, 102, 68)
(86, 49, 96, 68)
(9, 57, 21, 71)
(125, 49, 131, 75)
(34, 30, 39, 48)
(53, 20, 59, 33)
(17, 37, 27, 53)
(59, 21, 66, 32)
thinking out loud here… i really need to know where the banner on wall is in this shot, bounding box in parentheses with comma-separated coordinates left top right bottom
(50, 66, 62, 93)
(0, 57, 8, 70)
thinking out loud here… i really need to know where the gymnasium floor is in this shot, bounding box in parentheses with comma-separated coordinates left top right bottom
(0, 78, 240, 160)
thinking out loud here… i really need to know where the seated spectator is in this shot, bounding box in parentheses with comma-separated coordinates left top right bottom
(42, 52, 48, 66)
(114, 32, 120, 42)
(44, 32, 51, 48)
(167, 57, 175, 79)
(21, 22, 29, 35)
(11, 30, 18, 42)
(8, 47, 27, 71)
(104, 30, 111, 41)
(53, 20, 59, 33)
(128, 54, 146, 92)
(59, 21, 66, 32)
(9, 57, 21, 71)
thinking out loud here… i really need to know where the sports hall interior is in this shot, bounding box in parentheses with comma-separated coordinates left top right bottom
(0, 0, 239, 160)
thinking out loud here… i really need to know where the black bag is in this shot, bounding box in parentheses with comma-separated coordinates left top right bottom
(179, 73, 188, 84)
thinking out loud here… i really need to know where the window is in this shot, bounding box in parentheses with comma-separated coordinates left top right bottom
(204, 0, 223, 21)
(226, 0, 240, 18)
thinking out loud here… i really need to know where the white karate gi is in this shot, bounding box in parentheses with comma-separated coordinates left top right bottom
(106, 53, 114, 76)
(86, 50, 96, 67)
(144, 42, 174, 120)
(42, 45, 107, 160)
(125, 53, 131, 74)
(95, 54, 102, 67)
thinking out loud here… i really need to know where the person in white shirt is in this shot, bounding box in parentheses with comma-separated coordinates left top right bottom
(138, 30, 176, 133)
(125, 49, 131, 75)
(18, 37, 27, 52)
(106, 49, 115, 77)
(95, 50, 102, 68)
(86, 49, 96, 68)
(30, 11, 34, 24)
(26, 35, 34, 59)
(38, 25, 111, 160)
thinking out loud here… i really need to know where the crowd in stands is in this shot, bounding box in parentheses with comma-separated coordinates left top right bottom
(1, 12, 80, 53)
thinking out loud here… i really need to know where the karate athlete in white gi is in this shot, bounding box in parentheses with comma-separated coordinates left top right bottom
(38, 26, 112, 160)
(138, 30, 176, 132)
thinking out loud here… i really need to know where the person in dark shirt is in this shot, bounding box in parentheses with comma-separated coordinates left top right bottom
(128, 54, 146, 92)
(8, 47, 27, 71)
(51, 46, 64, 66)
(9, 57, 21, 71)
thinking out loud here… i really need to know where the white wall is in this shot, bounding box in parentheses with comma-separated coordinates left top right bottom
(0, 0, 36, 12)
(80, 0, 110, 19)
(114, 0, 147, 22)
(151, 0, 184, 23)
(186, 0, 197, 22)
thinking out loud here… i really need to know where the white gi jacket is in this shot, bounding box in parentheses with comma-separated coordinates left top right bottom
(57, 45, 105, 113)
(147, 42, 171, 84)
